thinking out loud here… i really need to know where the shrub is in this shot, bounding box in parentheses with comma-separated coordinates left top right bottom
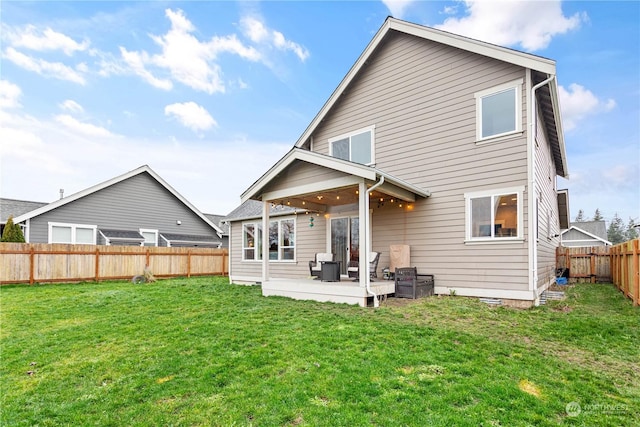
(1, 216, 26, 242)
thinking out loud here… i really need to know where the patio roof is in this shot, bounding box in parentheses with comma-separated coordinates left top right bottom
(241, 148, 430, 210)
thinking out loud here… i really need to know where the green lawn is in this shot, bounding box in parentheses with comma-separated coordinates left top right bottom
(1, 278, 638, 426)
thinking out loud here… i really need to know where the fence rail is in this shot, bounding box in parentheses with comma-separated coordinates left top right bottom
(556, 239, 639, 306)
(0, 243, 228, 285)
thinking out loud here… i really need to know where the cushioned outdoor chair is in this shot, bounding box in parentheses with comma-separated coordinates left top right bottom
(347, 252, 380, 281)
(308, 253, 335, 279)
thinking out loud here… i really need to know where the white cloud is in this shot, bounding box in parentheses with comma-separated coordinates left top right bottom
(436, 0, 586, 51)
(381, 0, 415, 19)
(117, 8, 261, 94)
(119, 47, 173, 90)
(240, 16, 310, 62)
(0, 80, 22, 109)
(54, 114, 115, 138)
(3, 47, 86, 84)
(4, 25, 90, 55)
(164, 102, 217, 132)
(558, 83, 616, 131)
(59, 100, 84, 114)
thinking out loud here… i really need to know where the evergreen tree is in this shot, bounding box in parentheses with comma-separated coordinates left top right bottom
(575, 209, 586, 222)
(593, 209, 604, 221)
(626, 218, 639, 241)
(607, 213, 626, 244)
(1, 216, 26, 243)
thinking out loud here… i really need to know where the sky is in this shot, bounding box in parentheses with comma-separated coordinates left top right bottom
(1, 1, 638, 226)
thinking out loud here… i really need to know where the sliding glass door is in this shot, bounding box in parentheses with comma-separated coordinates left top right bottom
(330, 217, 359, 275)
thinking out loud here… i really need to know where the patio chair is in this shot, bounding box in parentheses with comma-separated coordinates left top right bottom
(347, 252, 380, 281)
(309, 253, 335, 279)
(394, 267, 434, 299)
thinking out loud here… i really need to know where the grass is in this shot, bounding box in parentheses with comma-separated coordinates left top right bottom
(1, 278, 638, 426)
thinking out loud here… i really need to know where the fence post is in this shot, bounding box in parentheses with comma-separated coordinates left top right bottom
(590, 248, 596, 283)
(633, 239, 639, 306)
(146, 249, 150, 268)
(95, 248, 100, 282)
(29, 246, 35, 285)
(187, 250, 192, 278)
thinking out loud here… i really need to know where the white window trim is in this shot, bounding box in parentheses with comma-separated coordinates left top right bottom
(242, 222, 261, 262)
(464, 186, 525, 244)
(242, 217, 296, 262)
(139, 228, 159, 247)
(328, 124, 376, 165)
(475, 79, 523, 143)
(48, 222, 97, 244)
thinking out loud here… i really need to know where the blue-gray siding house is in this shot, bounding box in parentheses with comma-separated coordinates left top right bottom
(9, 165, 227, 248)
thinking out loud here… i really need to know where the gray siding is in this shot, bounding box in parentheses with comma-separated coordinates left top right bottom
(28, 173, 219, 244)
(534, 103, 562, 290)
(311, 31, 530, 293)
(230, 214, 327, 282)
(262, 161, 349, 195)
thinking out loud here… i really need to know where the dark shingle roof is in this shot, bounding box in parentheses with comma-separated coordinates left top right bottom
(0, 198, 48, 223)
(99, 229, 144, 240)
(224, 200, 302, 222)
(569, 221, 608, 241)
(159, 233, 222, 244)
(204, 214, 229, 235)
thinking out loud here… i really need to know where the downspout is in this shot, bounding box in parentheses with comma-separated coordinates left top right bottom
(364, 175, 385, 307)
(529, 74, 555, 299)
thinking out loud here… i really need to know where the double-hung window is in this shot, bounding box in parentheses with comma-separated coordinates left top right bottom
(48, 222, 97, 244)
(475, 79, 522, 141)
(464, 187, 524, 242)
(329, 125, 375, 165)
(243, 218, 295, 261)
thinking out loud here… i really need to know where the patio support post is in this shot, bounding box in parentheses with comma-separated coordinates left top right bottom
(262, 200, 270, 283)
(358, 181, 368, 286)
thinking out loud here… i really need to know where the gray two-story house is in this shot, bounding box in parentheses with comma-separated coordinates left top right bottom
(226, 17, 570, 307)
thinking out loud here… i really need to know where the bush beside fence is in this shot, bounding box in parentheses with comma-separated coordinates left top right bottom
(0, 243, 228, 285)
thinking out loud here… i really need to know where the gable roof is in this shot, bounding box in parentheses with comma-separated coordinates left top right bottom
(0, 198, 48, 223)
(294, 16, 567, 178)
(12, 165, 224, 237)
(562, 221, 612, 245)
(241, 147, 430, 204)
(568, 221, 608, 241)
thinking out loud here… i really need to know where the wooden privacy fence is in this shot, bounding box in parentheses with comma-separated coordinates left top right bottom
(611, 239, 639, 306)
(556, 245, 612, 283)
(0, 243, 228, 285)
(556, 239, 639, 306)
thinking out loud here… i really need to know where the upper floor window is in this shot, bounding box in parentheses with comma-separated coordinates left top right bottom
(329, 125, 375, 165)
(243, 217, 295, 261)
(464, 187, 524, 242)
(475, 79, 522, 141)
(140, 229, 158, 246)
(49, 222, 96, 244)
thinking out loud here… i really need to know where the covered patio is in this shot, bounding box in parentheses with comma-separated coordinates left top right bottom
(240, 148, 430, 307)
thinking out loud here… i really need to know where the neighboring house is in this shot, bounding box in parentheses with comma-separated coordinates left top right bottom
(561, 221, 612, 247)
(7, 165, 226, 248)
(0, 198, 48, 236)
(226, 17, 570, 307)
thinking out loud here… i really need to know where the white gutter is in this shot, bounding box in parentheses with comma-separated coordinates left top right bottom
(529, 73, 556, 298)
(364, 175, 385, 307)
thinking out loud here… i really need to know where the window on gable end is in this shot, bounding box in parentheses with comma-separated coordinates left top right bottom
(475, 79, 523, 141)
(329, 126, 375, 165)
